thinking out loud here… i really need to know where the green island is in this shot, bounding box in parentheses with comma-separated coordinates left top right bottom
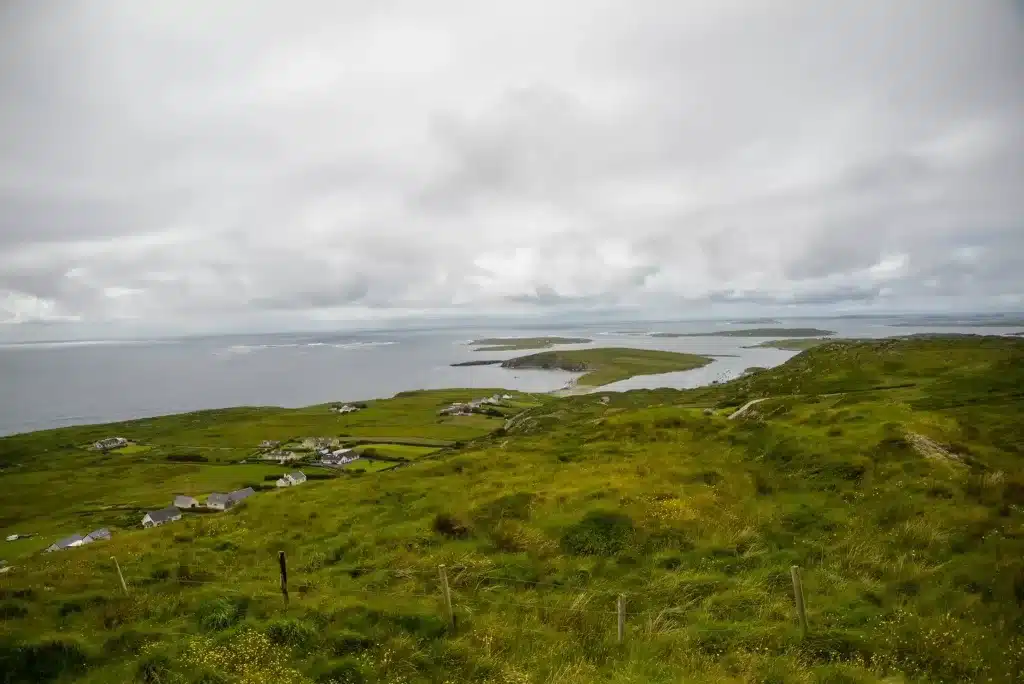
(470, 336, 591, 352)
(730, 317, 782, 324)
(500, 347, 714, 386)
(652, 327, 835, 338)
(2, 337, 1024, 683)
(748, 337, 844, 351)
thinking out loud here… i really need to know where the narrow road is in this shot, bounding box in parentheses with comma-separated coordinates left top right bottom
(729, 398, 767, 420)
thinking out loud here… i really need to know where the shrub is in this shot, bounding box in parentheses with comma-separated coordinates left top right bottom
(0, 601, 28, 619)
(560, 510, 634, 556)
(266, 618, 318, 649)
(196, 597, 247, 631)
(328, 630, 374, 656)
(432, 512, 471, 539)
(471, 492, 535, 525)
(137, 653, 174, 684)
(0, 638, 89, 683)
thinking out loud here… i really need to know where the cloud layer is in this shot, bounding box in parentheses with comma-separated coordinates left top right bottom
(2, 0, 1023, 336)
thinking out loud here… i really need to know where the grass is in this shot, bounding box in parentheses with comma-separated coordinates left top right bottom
(1, 337, 1023, 683)
(502, 347, 714, 386)
(341, 458, 403, 473)
(653, 328, 836, 338)
(354, 444, 440, 460)
(471, 337, 592, 352)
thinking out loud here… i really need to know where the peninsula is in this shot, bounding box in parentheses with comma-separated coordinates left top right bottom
(500, 347, 713, 385)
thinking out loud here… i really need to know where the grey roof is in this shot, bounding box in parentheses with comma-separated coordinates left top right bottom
(228, 487, 255, 501)
(207, 493, 231, 505)
(51, 534, 85, 549)
(86, 528, 111, 541)
(289, 471, 306, 481)
(146, 506, 181, 523)
(174, 495, 198, 504)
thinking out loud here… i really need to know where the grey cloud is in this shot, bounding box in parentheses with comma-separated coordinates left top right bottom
(1, 0, 1023, 337)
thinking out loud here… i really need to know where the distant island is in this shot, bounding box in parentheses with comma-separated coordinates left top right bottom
(471, 336, 591, 352)
(500, 347, 713, 386)
(888, 318, 1024, 328)
(651, 327, 835, 338)
(450, 359, 503, 367)
(730, 318, 782, 324)
(747, 338, 840, 351)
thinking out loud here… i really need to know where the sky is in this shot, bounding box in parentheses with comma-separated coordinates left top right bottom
(1, 1, 1023, 340)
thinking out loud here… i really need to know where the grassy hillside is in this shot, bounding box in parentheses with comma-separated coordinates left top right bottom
(2, 338, 1024, 683)
(501, 348, 714, 386)
(471, 337, 592, 352)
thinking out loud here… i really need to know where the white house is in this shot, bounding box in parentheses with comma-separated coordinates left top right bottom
(276, 471, 307, 487)
(93, 437, 128, 451)
(262, 450, 299, 464)
(258, 440, 281, 449)
(322, 449, 360, 466)
(228, 487, 255, 504)
(174, 495, 200, 509)
(83, 528, 111, 543)
(142, 506, 181, 528)
(206, 493, 232, 510)
(46, 534, 85, 553)
(502, 394, 512, 400)
(333, 404, 361, 414)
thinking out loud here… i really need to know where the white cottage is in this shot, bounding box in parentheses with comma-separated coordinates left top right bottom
(174, 495, 200, 509)
(276, 471, 307, 487)
(142, 506, 181, 528)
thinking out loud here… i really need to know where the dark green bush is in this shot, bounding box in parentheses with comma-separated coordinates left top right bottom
(432, 512, 471, 539)
(560, 510, 634, 556)
(0, 601, 28, 619)
(266, 618, 318, 649)
(136, 652, 173, 684)
(196, 597, 247, 631)
(0, 638, 89, 683)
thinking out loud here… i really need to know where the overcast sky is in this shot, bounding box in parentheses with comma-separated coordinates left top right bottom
(1, 1, 1022, 339)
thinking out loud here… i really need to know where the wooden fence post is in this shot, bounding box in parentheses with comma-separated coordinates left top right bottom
(279, 551, 289, 606)
(111, 556, 128, 596)
(791, 565, 808, 637)
(617, 594, 626, 644)
(438, 564, 454, 630)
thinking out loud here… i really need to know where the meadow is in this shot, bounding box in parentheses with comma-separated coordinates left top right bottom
(1, 337, 1023, 683)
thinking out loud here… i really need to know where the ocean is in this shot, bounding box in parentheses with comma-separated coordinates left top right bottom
(1, 318, 1020, 436)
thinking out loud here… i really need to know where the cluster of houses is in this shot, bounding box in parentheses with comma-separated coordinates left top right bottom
(45, 528, 111, 553)
(439, 394, 513, 416)
(331, 404, 362, 414)
(141, 487, 256, 528)
(93, 436, 128, 451)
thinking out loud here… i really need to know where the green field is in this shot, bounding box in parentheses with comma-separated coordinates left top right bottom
(2, 338, 1024, 683)
(470, 337, 592, 352)
(501, 347, 714, 385)
(342, 458, 403, 473)
(354, 444, 441, 460)
(653, 327, 836, 338)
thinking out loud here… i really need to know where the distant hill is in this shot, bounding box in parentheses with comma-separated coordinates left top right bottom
(653, 327, 835, 338)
